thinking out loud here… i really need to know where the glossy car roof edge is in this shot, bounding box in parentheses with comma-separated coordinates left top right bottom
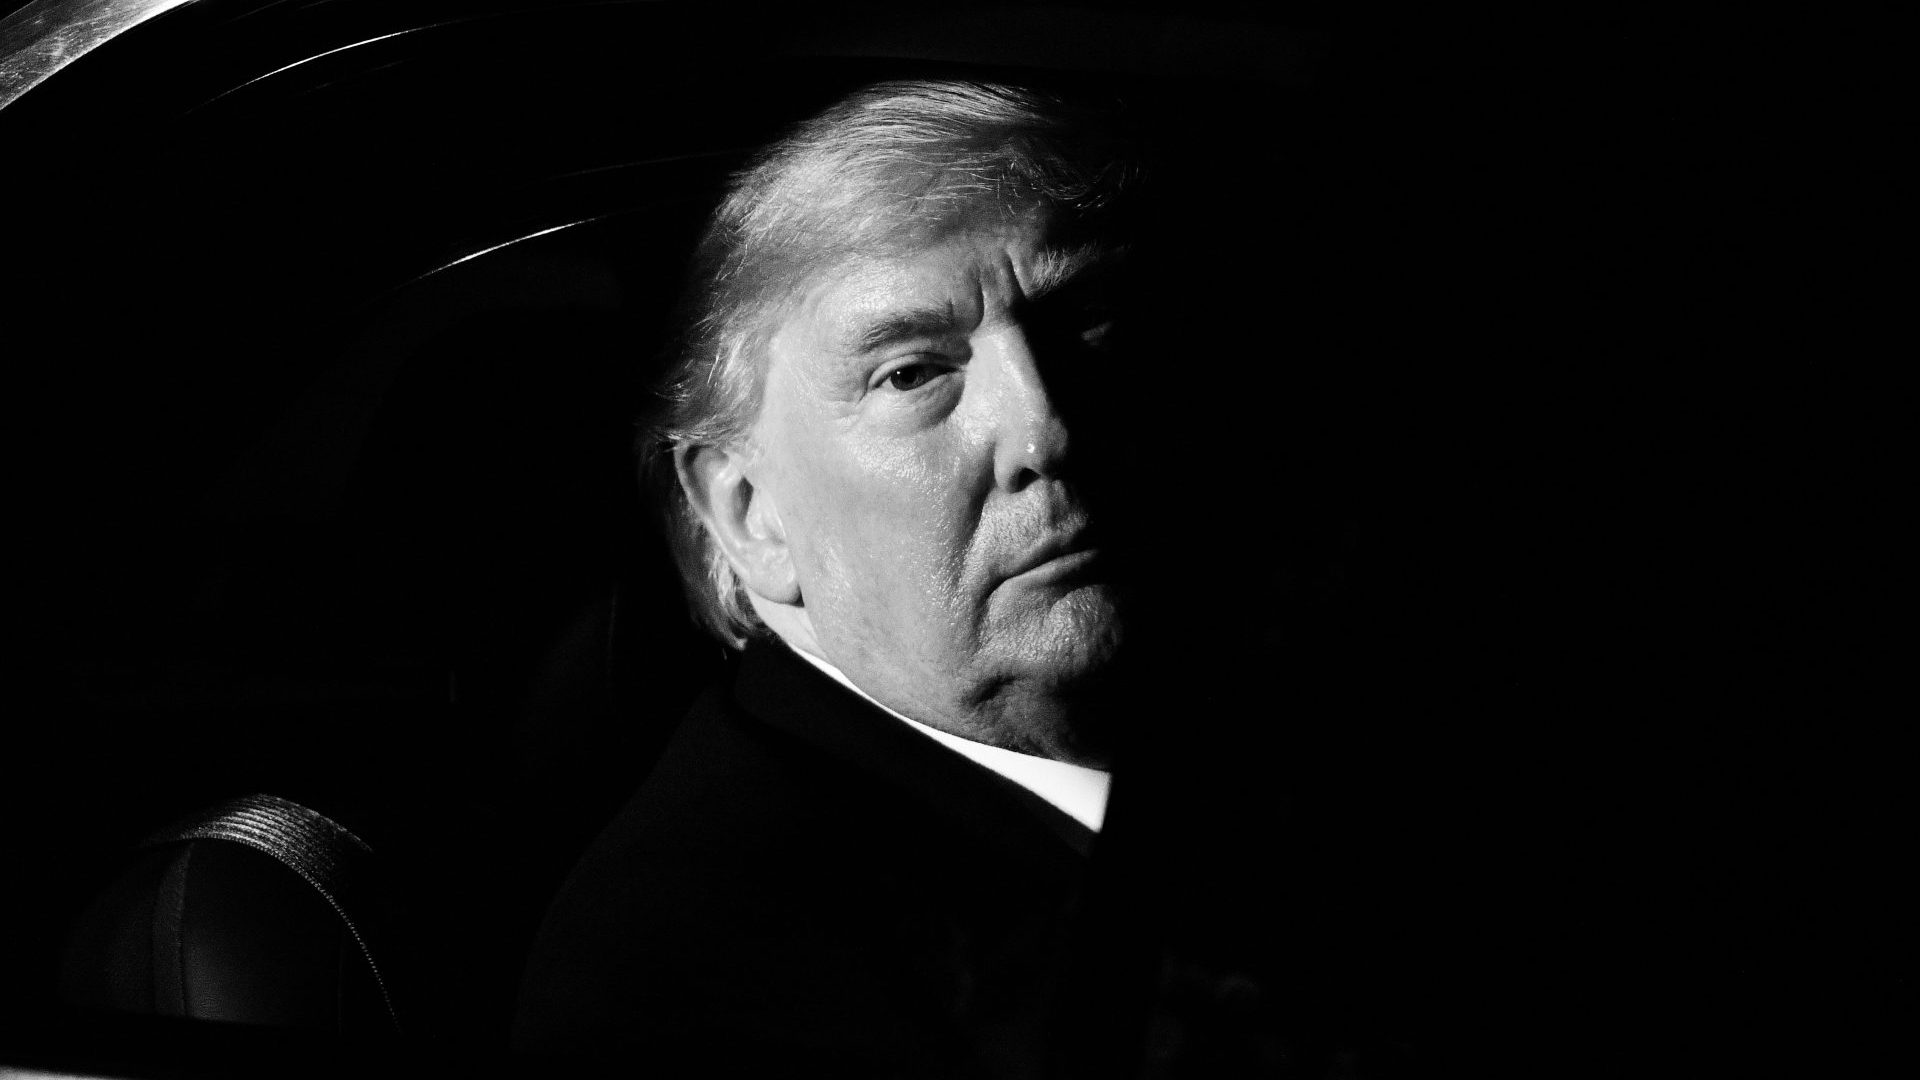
(0, 0, 198, 110)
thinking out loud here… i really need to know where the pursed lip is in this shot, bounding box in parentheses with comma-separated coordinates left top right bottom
(1003, 527, 1103, 583)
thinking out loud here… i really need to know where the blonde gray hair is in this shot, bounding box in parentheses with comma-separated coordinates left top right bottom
(639, 79, 1142, 646)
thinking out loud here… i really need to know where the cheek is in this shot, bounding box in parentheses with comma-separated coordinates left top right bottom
(846, 437, 973, 562)
(790, 429, 982, 590)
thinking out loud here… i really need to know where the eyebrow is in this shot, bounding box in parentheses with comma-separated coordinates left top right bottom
(1024, 243, 1114, 301)
(841, 304, 963, 357)
(835, 244, 1125, 357)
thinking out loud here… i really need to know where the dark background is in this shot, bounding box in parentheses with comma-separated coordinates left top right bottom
(2, 2, 1902, 1076)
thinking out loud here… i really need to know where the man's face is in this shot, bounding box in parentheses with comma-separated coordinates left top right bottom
(744, 218, 1127, 763)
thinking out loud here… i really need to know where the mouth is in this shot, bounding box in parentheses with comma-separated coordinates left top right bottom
(1014, 546, 1105, 586)
(1004, 530, 1106, 586)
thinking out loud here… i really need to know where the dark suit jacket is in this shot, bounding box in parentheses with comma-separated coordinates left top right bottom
(512, 641, 1103, 1076)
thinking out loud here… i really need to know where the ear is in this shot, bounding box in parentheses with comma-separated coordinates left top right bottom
(675, 442, 801, 605)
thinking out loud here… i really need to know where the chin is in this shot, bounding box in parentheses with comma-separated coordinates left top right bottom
(999, 581, 1128, 689)
(997, 588, 1126, 766)
(950, 582, 1130, 762)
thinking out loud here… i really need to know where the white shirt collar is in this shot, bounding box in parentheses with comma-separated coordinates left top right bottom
(786, 647, 1111, 833)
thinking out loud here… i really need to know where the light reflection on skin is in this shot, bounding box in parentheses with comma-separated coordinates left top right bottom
(680, 219, 1127, 767)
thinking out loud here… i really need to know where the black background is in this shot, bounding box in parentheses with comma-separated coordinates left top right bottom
(2, 2, 1902, 1076)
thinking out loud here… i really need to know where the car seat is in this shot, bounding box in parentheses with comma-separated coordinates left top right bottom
(58, 794, 400, 1036)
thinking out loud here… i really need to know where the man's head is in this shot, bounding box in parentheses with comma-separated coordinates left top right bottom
(644, 80, 1144, 765)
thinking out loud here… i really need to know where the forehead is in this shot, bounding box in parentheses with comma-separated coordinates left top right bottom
(778, 223, 1112, 354)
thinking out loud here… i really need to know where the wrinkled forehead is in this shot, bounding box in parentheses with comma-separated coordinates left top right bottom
(788, 188, 1038, 281)
(777, 217, 1123, 353)
(719, 159, 1136, 427)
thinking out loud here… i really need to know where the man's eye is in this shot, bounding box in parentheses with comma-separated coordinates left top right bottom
(885, 363, 940, 392)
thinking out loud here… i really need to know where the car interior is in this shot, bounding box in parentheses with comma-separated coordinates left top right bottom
(2, 2, 1902, 1077)
(1, 3, 1343, 1074)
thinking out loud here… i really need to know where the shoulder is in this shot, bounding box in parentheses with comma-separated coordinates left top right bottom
(512, 645, 1089, 1068)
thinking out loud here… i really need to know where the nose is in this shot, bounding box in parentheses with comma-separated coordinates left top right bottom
(990, 328, 1070, 492)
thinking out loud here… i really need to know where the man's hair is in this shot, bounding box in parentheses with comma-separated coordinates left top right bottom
(639, 79, 1143, 646)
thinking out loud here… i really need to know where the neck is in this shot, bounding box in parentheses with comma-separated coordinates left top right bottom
(747, 596, 1111, 768)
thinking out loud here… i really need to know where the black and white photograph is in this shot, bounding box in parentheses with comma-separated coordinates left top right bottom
(1, 2, 1900, 1077)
